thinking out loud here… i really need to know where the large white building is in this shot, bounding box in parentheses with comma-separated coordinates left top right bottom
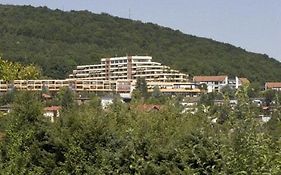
(69, 56, 201, 96)
(69, 56, 188, 82)
(193, 75, 249, 93)
(0, 56, 202, 97)
(0, 56, 252, 97)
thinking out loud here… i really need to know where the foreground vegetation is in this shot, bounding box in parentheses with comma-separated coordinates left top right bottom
(0, 5, 281, 83)
(0, 87, 281, 174)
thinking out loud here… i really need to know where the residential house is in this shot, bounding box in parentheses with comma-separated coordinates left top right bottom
(43, 106, 62, 122)
(228, 77, 250, 89)
(265, 82, 281, 91)
(193, 75, 250, 93)
(135, 104, 162, 112)
(193, 75, 228, 93)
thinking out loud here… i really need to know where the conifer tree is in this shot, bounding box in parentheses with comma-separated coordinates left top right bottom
(133, 77, 148, 101)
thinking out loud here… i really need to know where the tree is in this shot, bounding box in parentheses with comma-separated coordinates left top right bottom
(246, 82, 262, 98)
(148, 85, 166, 104)
(221, 85, 235, 99)
(0, 92, 59, 174)
(151, 85, 162, 99)
(57, 87, 74, 109)
(0, 90, 281, 173)
(263, 89, 276, 106)
(198, 92, 223, 106)
(0, 57, 41, 81)
(133, 77, 148, 101)
(0, 89, 17, 106)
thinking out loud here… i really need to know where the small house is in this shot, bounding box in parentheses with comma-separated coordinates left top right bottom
(43, 106, 62, 122)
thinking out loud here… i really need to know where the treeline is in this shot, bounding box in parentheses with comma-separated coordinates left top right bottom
(1, 87, 281, 174)
(0, 5, 281, 83)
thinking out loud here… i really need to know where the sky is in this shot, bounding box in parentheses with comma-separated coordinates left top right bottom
(1, 0, 281, 61)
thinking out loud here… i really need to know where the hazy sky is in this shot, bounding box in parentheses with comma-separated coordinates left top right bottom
(1, 0, 281, 61)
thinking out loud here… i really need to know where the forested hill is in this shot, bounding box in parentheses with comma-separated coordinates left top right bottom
(0, 5, 280, 83)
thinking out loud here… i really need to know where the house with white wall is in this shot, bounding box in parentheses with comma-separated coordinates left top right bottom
(193, 76, 228, 93)
(43, 106, 62, 122)
(265, 82, 281, 91)
(228, 77, 250, 89)
(193, 75, 250, 93)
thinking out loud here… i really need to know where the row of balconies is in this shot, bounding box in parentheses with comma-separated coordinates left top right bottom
(0, 79, 202, 94)
(73, 70, 187, 79)
(0, 80, 117, 92)
(72, 63, 167, 76)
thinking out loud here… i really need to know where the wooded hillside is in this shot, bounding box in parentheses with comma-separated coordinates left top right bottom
(0, 5, 280, 83)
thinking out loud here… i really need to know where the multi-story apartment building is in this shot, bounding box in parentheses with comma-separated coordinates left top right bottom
(0, 56, 253, 97)
(69, 56, 188, 82)
(69, 56, 201, 96)
(0, 79, 115, 92)
(0, 56, 202, 97)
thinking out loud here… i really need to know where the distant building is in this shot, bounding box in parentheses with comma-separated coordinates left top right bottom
(0, 56, 203, 97)
(193, 75, 250, 93)
(228, 77, 250, 89)
(101, 96, 114, 109)
(69, 56, 188, 82)
(134, 104, 162, 112)
(0, 104, 12, 114)
(265, 82, 281, 91)
(0, 56, 254, 98)
(69, 56, 202, 97)
(193, 75, 228, 93)
(236, 77, 250, 88)
(42, 93, 52, 99)
(43, 106, 62, 122)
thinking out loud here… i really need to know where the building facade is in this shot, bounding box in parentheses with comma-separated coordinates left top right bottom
(193, 75, 249, 93)
(69, 56, 188, 82)
(69, 56, 201, 96)
(0, 56, 202, 97)
(193, 75, 228, 93)
(265, 82, 281, 91)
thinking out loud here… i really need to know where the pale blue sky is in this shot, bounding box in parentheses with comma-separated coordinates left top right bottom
(1, 0, 281, 61)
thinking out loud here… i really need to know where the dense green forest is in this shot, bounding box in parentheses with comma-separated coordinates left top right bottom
(0, 5, 281, 83)
(1, 86, 281, 174)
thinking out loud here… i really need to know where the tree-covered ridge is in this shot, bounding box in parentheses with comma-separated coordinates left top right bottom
(0, 4, 280, 83)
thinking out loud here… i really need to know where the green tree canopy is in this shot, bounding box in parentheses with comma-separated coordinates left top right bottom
(0, 57, 41, 81)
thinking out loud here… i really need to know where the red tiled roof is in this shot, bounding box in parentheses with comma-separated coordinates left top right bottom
(265, 82, 281, 89)
(136, 104, 162, 112)
(44, 106, 62, 111)
(193, 75, 227, 82)
(42, 93, 52, 99)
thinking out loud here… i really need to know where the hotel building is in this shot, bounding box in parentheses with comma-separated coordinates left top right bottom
(0, 56, 202, 97)
(69, 56, 188, 82)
